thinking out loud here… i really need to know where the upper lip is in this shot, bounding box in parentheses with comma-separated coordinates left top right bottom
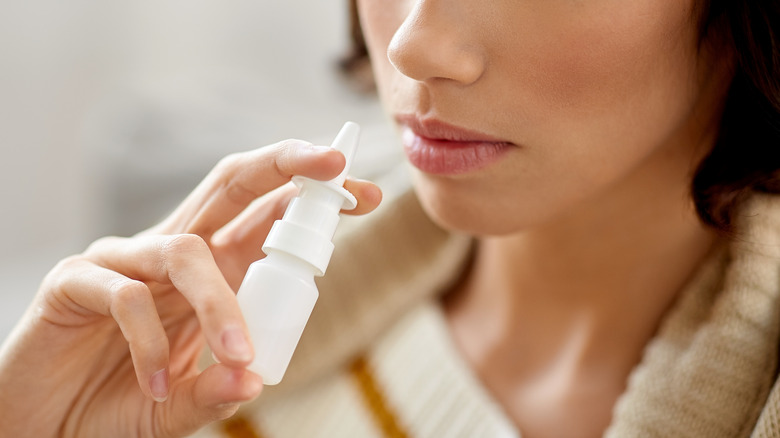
(395, 114, 512, 144)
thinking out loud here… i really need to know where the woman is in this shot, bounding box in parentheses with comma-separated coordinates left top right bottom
(2, 0, 779, 436)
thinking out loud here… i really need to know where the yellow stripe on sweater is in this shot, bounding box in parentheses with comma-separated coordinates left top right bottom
(350, 356, 410, 438)
(221, 415, 265, 438)
(219, 357, 408, 438)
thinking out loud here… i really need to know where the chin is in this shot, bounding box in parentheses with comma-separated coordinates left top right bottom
(411, 174, 536, 237)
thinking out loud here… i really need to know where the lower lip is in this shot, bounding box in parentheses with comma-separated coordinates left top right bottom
(401, 127, 512, 175)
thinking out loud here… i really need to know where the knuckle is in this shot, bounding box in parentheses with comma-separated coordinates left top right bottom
(273, 141, 299, 172)
(195, 294, 224, 318)
(83, 236, 123, 257)
(164, 233, 210, 256)
(214, 152, 258, 203)
(110, 278, 149, 311)
(162, 234, 212, 274)
(214, 152, 244, 176)
(127, 329, 170, 384)
(133, 332, 170, 358)
(275, 138, 306, 151)
(154, 421, 176, 438)
(52, 254, 84, 274)
(225, 182, 259, 205)
(44, 255, 85, 293)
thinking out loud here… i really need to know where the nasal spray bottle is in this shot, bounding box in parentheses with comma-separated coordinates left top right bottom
(236, 122, 360, 385)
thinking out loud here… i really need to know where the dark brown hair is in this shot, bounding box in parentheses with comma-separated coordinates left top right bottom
(340, 0, 374, 93)
(343, 0, 780, 233)
(693, 0, 780, 232)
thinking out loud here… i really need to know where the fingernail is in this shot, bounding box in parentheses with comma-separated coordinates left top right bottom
(214, 402, 241, 410)
(150, 369, 169, 402)
(222, 328, 253, 363)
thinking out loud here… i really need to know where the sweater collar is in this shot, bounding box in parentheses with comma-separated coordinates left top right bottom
(607, 193, 780, 437)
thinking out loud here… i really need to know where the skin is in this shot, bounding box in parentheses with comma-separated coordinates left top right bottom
(0, 142, 382, 437)
(357, 0, 732, 437)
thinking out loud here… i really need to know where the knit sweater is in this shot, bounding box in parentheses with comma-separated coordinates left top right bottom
(193, 185, 780, 438)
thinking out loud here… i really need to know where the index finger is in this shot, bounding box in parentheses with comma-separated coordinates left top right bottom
(154, 140, 346, 240)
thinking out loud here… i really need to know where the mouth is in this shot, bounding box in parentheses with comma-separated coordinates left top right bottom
(395, 115, 515, 175)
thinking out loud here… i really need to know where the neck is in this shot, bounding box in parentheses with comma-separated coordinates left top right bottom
(444, 127, 719, 387)
(454, 202, 715, 372)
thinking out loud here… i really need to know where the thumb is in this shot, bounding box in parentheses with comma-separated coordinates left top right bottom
(153, 364, 263, 438)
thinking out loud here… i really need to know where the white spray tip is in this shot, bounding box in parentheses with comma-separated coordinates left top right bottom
(330, 121, 360, 187)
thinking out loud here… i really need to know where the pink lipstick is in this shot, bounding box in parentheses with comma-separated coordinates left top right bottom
(396, 116, 513, 175)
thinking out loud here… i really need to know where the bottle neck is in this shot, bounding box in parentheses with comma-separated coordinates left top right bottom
(262, 250, 318, 279)
(297, 181, 346, 212)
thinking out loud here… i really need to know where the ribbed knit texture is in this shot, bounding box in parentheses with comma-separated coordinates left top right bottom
(368, 304, 518, 437)
(192, 189, 780, 437)
(606, 194, 780, 438)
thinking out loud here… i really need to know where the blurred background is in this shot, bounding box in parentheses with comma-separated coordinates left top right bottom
(0, 0, 402, 340)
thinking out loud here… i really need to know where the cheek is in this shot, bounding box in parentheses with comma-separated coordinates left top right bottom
(500, 2, 697, 121)
(356, 0, 395, 51)
(357, 0, 408, 87)
(494, 2, 701, 187)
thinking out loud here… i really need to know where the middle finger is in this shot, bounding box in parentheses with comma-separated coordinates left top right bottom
(85, 234, 254, 367)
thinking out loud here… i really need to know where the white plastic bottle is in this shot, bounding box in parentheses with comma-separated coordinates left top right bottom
(236, 122, 361, 385)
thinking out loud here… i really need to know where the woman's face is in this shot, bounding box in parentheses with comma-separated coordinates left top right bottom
(357, 0, 731, 235)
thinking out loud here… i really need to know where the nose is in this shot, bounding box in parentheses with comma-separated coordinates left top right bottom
(387, 2, 486, 86)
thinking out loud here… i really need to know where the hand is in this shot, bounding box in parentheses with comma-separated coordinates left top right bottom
(0, 140, 382, 437)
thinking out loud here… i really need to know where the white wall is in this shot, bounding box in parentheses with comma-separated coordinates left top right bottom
(0, 0, 397, 340)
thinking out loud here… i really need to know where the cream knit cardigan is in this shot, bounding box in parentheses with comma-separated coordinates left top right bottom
(202, 185, 780, 437)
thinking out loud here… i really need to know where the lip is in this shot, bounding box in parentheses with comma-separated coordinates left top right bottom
(395, 115, 514, 175)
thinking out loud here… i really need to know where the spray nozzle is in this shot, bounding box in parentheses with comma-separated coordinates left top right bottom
(291, 121, 359, 210)
(329, 121, 360, 187)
